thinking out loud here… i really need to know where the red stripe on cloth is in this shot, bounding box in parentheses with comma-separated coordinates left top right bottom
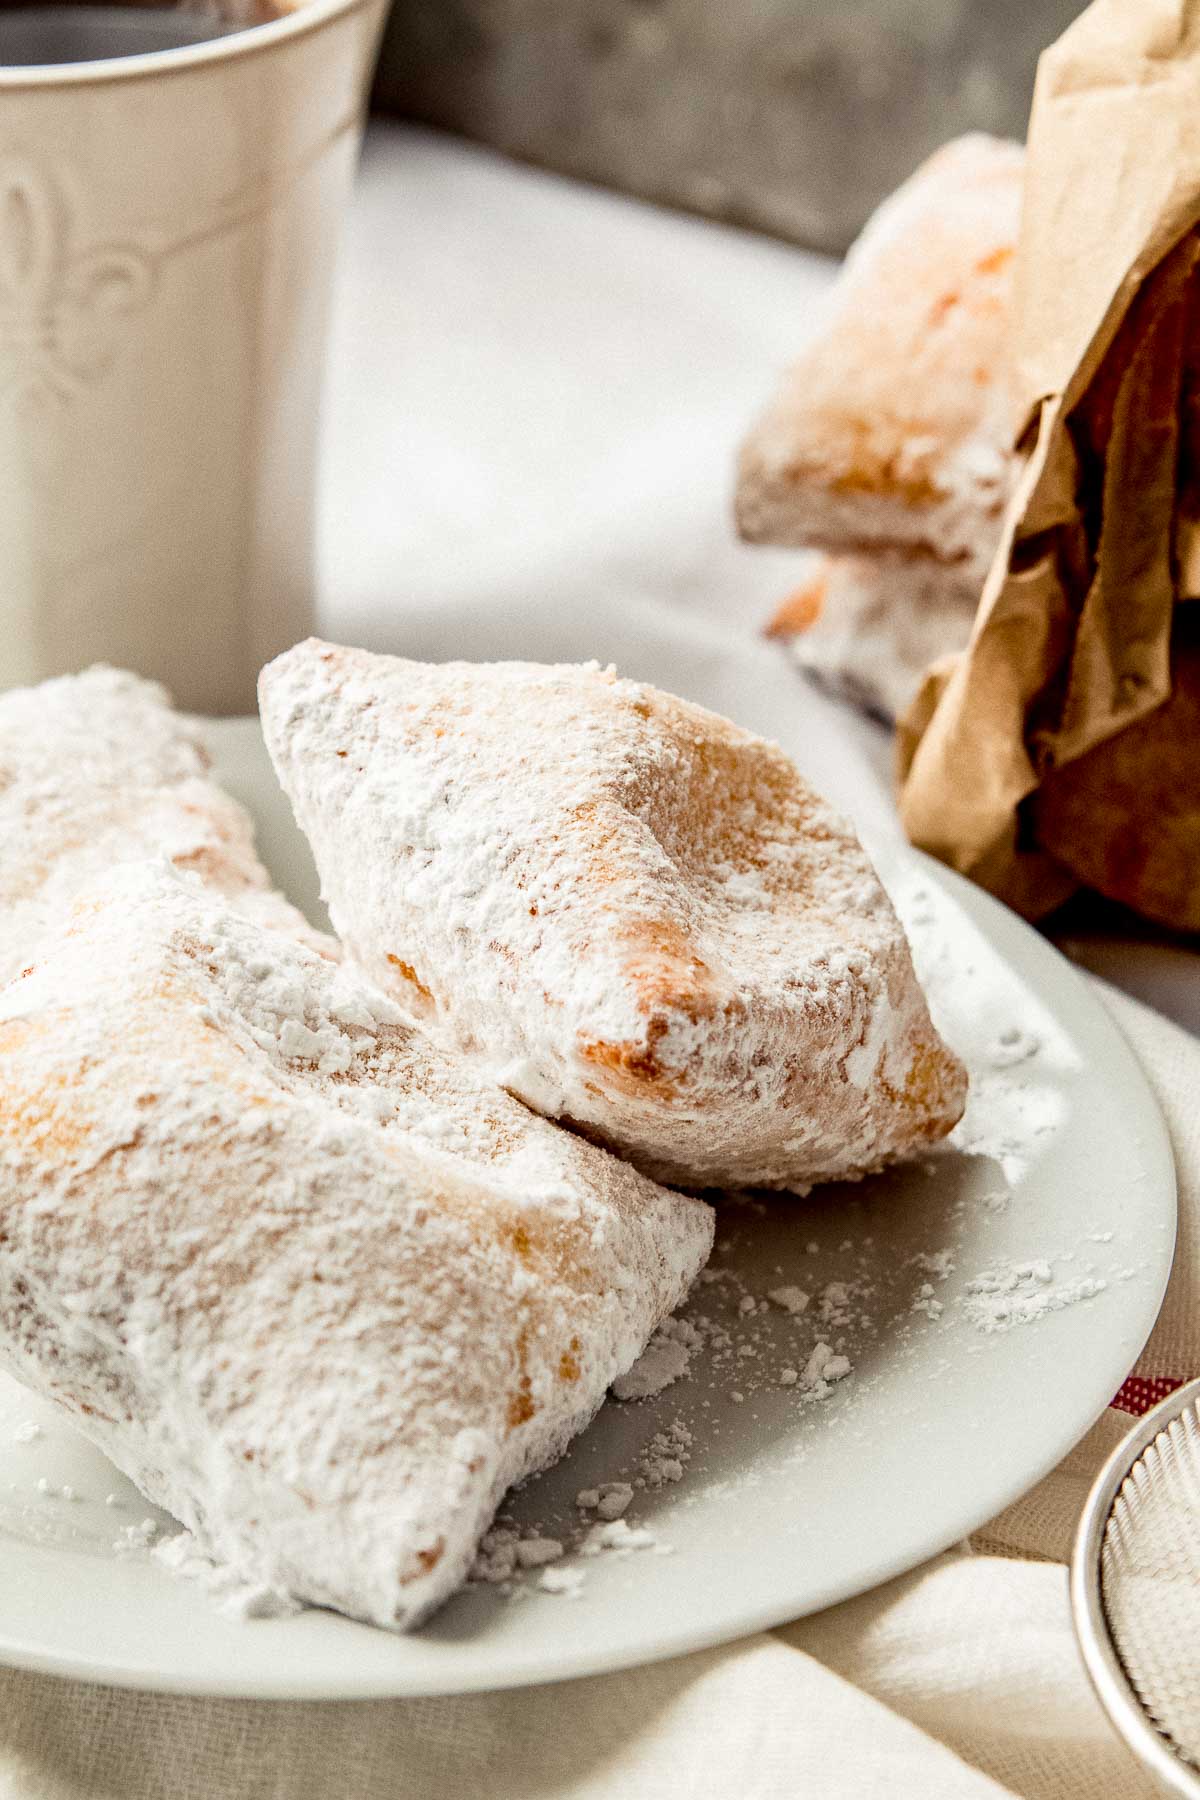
(1112, 1376, 1185, 1416)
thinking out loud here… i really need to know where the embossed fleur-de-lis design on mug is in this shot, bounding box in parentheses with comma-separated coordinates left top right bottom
(0, 157, 154, 409)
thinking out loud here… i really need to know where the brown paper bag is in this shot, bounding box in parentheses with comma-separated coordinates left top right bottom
(897, 0, 1200, 929)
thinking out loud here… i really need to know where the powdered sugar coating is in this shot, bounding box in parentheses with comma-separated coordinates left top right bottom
(736, 134, 1022, 566)
(0, 862, 712, 1629)
(0, 665, 329, 984)
(260, 643, 967, 1190)
(767, 549, 983, 725)
(0, 667, 710, 1628)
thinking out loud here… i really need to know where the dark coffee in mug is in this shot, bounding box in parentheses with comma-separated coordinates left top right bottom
(0, 2, 262, 64)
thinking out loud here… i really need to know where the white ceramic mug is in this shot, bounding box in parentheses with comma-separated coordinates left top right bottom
(0, 0, 387, 712)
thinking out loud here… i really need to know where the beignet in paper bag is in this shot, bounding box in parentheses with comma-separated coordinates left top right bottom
(898, 0, 1200, 928)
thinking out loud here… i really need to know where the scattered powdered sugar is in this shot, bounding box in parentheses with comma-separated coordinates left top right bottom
(538, 1565, 585, 1598)
(911, 1249, 957, 1282)
(470, 1526, 560, 1586)
(912, 1284, 944, 1320)
(514, 1537, 564, 1570)
(468, 1245, 872, 1603)
(113, 1518, 161, 1555)
(580, 1518, 659, 1557)
(611, 1318, 699, 1399)
(471, 1495, 670, 1595)
(477, 977, 1127, 1605)
(11, 1421, 41, 1445)
(611, 1337, 690, 1400)
(802, 1343, 852, 1391)
(576, 1483, 633, 1520)
(638, 1420, 692, 1488)
(34, 1477, 77, 1501)
(815, 1282, 856, 1330)
(963, 1259, 1108, 1333)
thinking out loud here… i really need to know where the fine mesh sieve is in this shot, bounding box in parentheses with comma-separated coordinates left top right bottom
(1072, 1377, 1200, 1798)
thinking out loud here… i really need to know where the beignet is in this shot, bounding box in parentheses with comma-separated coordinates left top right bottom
(736, 134, 1023, 569)
(261, 642, 967, 1191)
(0, 862, 712, 1627)
(765, 550, 980, 723)
(0, 665, 326, 981)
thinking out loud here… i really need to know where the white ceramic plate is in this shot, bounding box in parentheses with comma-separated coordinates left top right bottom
(0, 720, 1174, 1699)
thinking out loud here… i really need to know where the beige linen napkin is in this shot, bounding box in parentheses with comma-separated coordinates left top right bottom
(0, 978, 1188, 1800)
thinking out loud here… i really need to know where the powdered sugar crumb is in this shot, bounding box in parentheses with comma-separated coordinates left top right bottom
(963, 1259, 1107, 1333)
(580, 1519, 660, 1557)
(912, 1284, 944, 1321)
(539, 1565, 585, 1598)
(514, 1537, 564, 1570)
(638, 1420, 692, 1488)
(802, 1342, 852, 1391)
(113, 1518, 161, 1555)
(576, 1483, 634, 1520)
(912, 1250, 956, 1282)
(611, 1319, 698, 1400)
(767, 1286, 810, 1316)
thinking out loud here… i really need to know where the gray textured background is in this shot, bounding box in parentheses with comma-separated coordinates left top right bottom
(373, 0, 1084, 253)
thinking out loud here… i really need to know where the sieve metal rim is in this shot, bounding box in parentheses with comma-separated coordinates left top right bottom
(1072, 1376, 1200, 1800)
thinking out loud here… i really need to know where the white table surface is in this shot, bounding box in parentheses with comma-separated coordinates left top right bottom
(318, 120, 1200, 1039)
